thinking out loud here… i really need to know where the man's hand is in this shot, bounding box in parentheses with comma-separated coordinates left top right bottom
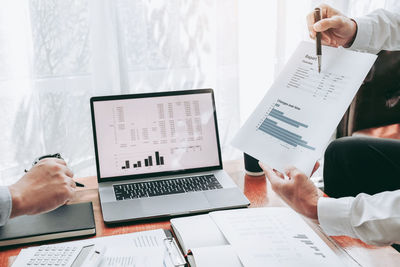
(307, 4, 357, 47)
(8, 158, 76, 217)
(259, 162, 321, 222)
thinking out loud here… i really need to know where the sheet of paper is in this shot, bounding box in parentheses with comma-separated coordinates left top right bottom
(189, 245, 243, 267)
(210, 207, 346, 267)
(171, 214, 228, 253)
(232, 41, 377, 175)
(38, 229, 175, 267)
(79, 228, 167, 248)
(89, 229, 175, 267)
(12, 230, 171, 267)
(100, 246, 165, 267)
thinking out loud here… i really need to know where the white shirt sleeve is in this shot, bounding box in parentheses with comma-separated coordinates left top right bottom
(350, 8, 400, 54)
(0, 186, 12, 226)
(318, 190, 400, 246)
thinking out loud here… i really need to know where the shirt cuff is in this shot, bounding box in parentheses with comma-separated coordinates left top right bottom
(0, 186, 12, 226)
(318, 197, 357, 237)
(349, 16, 375, 53)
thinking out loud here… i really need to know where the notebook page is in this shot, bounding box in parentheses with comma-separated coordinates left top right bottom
(171, 214, 228, 253)
(210, 207, 346, 267)
(189, 245, 243, 267)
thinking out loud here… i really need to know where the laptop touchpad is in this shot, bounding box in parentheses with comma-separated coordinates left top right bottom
(141, 193, 211, 215)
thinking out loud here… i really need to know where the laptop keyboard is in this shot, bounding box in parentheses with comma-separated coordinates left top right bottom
(113, 174, 222, 200)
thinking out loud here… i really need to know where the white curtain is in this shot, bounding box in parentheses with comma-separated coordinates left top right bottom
(0, 0, 395, 185)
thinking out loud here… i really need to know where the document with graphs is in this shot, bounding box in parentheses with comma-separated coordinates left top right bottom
(171, 207, 346, 267)
(232, 41, 377, 175)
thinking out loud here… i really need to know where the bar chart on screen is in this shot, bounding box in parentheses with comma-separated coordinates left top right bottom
(94, 92, 220, 178)
(120, 151, 166, 170)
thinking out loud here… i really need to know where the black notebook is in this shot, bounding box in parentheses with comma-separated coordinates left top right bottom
(0, 202, 96, 247)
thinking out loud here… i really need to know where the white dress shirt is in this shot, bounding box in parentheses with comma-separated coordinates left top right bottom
(318, 8, 400, 246)
(350, 8, 400, 53)
(318, 191, 400, 246)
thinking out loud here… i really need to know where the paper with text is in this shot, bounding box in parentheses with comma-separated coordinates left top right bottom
(232, 41, 377, 175)
(93, 229, 174, 267)
(46, 229, 175, 267)
(100, 246, 164, 267)
(210, 208, 345, 267)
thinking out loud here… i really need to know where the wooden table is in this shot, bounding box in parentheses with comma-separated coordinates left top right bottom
(1, 160, 400, 266)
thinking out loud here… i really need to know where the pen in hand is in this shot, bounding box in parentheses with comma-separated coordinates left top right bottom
(25, 153, 85, 187)
(74, 181, 85, 187)
(314, 7, 322, 73)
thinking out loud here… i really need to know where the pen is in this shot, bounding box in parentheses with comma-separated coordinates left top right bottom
(314, 7, 322, 73)
(75, 182, 85, 187)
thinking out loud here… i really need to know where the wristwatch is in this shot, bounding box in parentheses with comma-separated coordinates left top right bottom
(24, 153, 63, 173)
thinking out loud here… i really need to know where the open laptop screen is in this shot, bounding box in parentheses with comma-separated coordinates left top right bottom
(91, 89, 222, 181)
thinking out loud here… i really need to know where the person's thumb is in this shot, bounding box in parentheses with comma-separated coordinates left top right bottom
(313, 16, 344, 32)
(285, 166, 308, 182)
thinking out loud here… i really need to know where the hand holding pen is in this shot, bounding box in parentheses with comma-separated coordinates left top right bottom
(25, 153, 84, 187)
(306, 4, 358, 48)
(10, 154, 78, 217)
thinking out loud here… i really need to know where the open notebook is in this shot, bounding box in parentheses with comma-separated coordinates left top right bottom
(171, 207, 348, 267)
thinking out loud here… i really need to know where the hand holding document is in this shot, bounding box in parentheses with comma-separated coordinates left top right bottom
(232, 41, 377, 175)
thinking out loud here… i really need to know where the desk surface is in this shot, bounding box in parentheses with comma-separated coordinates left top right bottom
(1, 160, 400, 266)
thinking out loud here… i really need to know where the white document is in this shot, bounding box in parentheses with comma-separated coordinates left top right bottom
(171, 214, 228, 253)
(171, 215, 241, 267)
(13, 229, 175, 267)
(100, 246, 164, 267)
(232, 41, 377, 175)
(98, 231, 168, 267)
(210, 208, 345, 267)
(189, 245, 243, 267)
(88, 229, 175, 267)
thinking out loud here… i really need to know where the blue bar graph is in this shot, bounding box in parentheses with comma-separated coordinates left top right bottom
(270, 108, 308, 128)
(258, 108, 315, 151)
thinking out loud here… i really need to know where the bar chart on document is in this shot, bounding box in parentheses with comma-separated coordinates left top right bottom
(93, 93, 220, 178)
(257, 100, 315, 152)
(250, 92, 324, 175)
(232, 41, 377, 175)
(256, 67, 350, 153)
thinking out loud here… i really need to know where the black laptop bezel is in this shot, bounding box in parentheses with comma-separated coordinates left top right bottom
(90, 89, 223, 183)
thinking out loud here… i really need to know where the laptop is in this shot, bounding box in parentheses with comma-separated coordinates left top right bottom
(90, 89, 250, 223)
